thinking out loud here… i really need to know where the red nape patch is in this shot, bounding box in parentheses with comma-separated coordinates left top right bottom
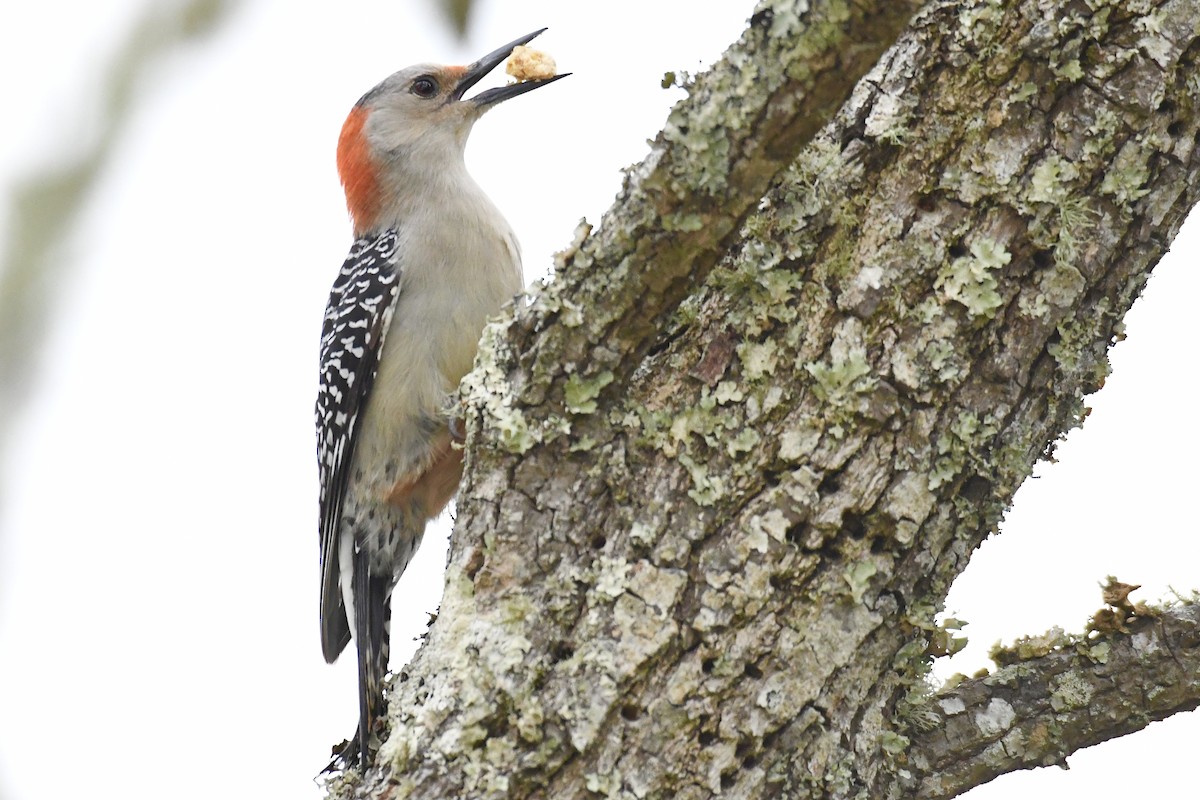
(336, 106, 380, 233)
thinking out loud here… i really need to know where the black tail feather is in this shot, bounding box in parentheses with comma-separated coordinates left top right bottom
(353, 550, 392, 770)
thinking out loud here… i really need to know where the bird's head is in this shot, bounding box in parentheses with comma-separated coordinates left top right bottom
(337, 28, 568, 234)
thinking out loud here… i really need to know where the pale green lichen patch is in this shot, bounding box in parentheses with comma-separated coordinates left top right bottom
(1049, 671, 1094, 711)
(1099, 139, 1152, 203)
(891, 314, 965, 392)
(804, 349, 874, 405)
(936, 237, 1010, 319)
(843, 560, 877, 604)
(957, 0, 1005, 46)
(1051, 196, 1097, 269)
(1053, 58, 1084, 81)
(629, 520, 656, 547)
(1085, 640, 1111, 664)
(1028, 154, 1079, 204)
(929, 411, 1000, 490)
(714, 380, 744, 404)
(460, 319, 537, 454)
(663, 211, 706, 232)
(738, 339, 781, 380)
(565, 370, 615, 415)
(1037, 262, 1086, 308)
(1137, 10, 1174, 66)
(924, 615, 969, 658)
(882, 471, 937, 526)
(593, 556, 632, 601)
(989, 625, 1072, 666)
(726, 426, 762, 457)
(751, 508, 791, 544)
(584, 770, 624, 797)
(551, 218, 593, 273)
(678, 451, 726, 506)
(879, 730, 911, 756)
(1047, 297, 1112, 377)
(779, 423, 821, 461)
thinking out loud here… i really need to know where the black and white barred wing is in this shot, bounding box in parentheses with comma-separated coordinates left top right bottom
(316, 229, 402, 663)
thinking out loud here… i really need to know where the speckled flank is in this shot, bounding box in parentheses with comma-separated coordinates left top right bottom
(315, 228, 402, 663)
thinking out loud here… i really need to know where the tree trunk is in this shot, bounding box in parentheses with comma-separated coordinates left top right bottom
(328, 0, 1200, 797)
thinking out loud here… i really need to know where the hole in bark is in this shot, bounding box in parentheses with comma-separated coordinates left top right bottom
(699, 730, 717, 746)
(763, 469, 783, 487)
(1168, 120, 1185, 136)
(960, 475, 992, 502)
(484, 715, 510, 738)
(551, 642, 575, 663)
(843, 513, 866, 539)
(743, 755, 759, 769)
(784, 521, 809, 547)
(819, 540, 841, 562)
(646, 323, 690, 359)
(620, 704, 641, 722)
(870, 536, 888, 554)
(701, 657, 716, 674)
(645, 338, 670, 358)
(735, 738, 754, 759)
(720, 773, 736, 790)
(743, 662, 764, 680)
(1158, 98, 1176, 114)
(1033, 249, 1054, 269)
(589, 533, 607, 550)
(818, 472, 841, 495)
(769, 574, 785, 590)
(916, 194, 936, 213)
(398, 670, 409, 683)
(762, 728, 782, 750)
(948, 242, 968, 259)
(840, 122, 866, 150)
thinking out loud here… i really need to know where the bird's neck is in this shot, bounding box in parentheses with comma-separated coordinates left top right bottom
(356, 153, 485, 238)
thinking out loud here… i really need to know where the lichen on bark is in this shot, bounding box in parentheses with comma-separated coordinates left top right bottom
(331, 1, 1200, 798)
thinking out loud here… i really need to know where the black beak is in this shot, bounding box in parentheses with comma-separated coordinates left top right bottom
(451, 28, 570, 106)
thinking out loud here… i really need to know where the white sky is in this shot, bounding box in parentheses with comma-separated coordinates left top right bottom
(0, 2, 1195, 799)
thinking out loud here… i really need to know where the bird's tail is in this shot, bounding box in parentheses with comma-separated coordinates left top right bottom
(353, 550, 392, 770)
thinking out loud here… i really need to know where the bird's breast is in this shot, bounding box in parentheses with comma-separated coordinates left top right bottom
(351, 190, 523, 487)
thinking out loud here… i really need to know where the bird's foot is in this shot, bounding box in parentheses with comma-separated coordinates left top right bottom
(321, 735, 360, 775)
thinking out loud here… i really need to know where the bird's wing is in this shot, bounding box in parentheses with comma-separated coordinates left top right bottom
(316, 229, 403, 663)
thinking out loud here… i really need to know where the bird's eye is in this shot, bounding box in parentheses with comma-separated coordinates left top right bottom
(411, 76, 438, 98)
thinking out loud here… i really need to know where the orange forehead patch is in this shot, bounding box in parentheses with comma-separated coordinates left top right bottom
(444, 65, 467, 81)
(336, 105, 380, 233)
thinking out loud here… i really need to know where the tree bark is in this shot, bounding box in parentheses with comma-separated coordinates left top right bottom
(328, 0, 1200, 797)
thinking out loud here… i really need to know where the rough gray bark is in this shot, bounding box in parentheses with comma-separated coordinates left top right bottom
(327, 0, 1200, 798)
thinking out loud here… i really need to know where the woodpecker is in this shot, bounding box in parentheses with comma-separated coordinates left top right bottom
(316, 29, 566, 769)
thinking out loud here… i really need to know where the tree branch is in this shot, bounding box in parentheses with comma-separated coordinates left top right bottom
(504, 0, 925, 417)
(329, 0, 1200, 797)
(909, 602, 1200, 799)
